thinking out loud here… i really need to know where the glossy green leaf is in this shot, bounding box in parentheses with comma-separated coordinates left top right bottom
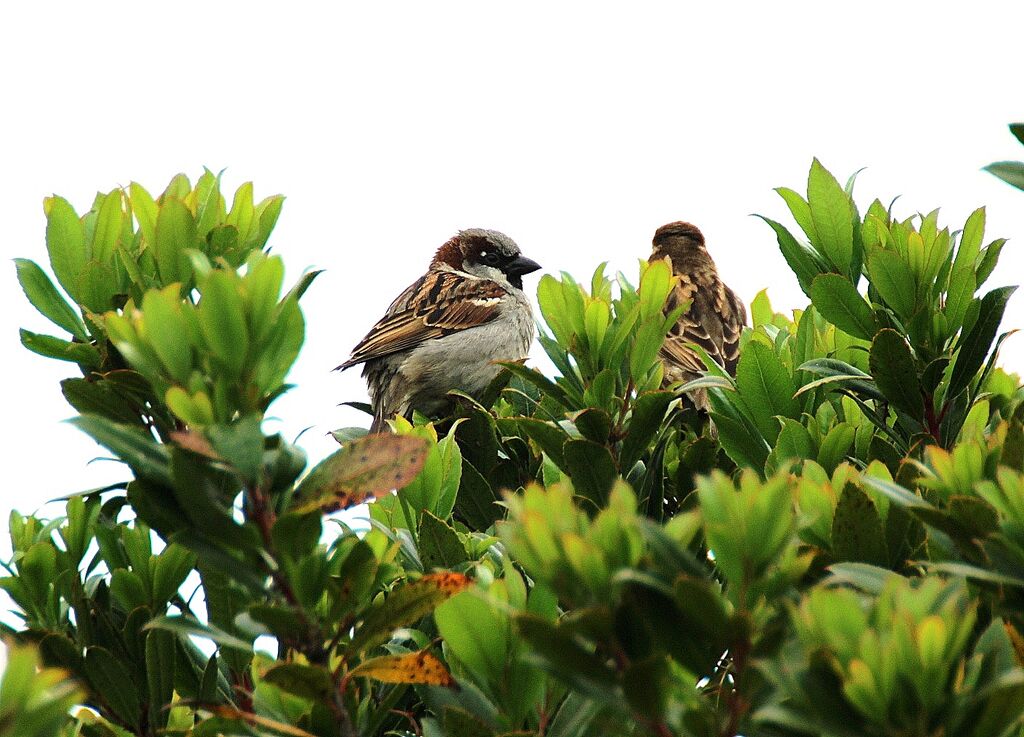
(262, 663, 333, 701)
(69, 414, 172, 484)
(14, 259, 87, 340)
(810, 274, 876, 341)
(807, 159, 854, 274)
(154, 197, 195, 284)
(85, 647, 141, 728)
(44, 195, 87, 301)
(92, 189, 125, 264)
(145, 629, 176, 730)
(197, 270, 249, 375)
(948, 285, 1017, 398)
(562, 439, 618, 508)
(757, 215, 821, 298)
(419, 511, 468, 570)
(832, 484, 887, 566)
(20, 329, 99, 367)
(869, 329, 922, 420)
(866, 248, 916, 320)
(619, 391, 675, 469)
(735, 341, 798, 442)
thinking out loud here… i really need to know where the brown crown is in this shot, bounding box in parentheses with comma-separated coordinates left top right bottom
(653, 221, 705, 247)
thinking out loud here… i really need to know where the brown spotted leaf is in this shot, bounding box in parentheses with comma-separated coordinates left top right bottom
(291, 433, 430, 513)
(349, 649, 456, 687)
(349, 573, 471, 654)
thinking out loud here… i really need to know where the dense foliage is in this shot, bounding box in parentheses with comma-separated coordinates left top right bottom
(4, 152, 1024, 737)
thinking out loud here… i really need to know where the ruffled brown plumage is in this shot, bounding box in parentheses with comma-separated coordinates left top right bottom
(650, 221, 746, 412)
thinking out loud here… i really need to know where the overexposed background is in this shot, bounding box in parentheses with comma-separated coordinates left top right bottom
(1, 3, 1022, 654)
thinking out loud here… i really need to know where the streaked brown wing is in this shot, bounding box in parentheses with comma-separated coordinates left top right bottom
(659, 269, 748, 381)
(719, 284, 747, 375)
(338, 271, 505, 369)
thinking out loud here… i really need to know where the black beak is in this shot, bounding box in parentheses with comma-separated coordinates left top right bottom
(505, 255, 541, 277)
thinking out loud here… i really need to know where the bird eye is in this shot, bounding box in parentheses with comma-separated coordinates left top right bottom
(481, 252, 500, 266)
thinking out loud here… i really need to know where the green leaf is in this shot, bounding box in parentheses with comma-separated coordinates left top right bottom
(435, 591, 508, 687)
(255, 194, 285, 248)
(955, 208, 986, 272)
(859, 475, 934, 511)
(197, 271, 249, 375)
(831, 484, 888, 566)
(419, 511, 468, 570)
(207, 415, 265, 483)
(154, 197, 195, 284)
(984, 161, 1024, 191)
(562, 439, 618, 509)
(92, 189, 125, 264)
(810, 273, 876, 341)
(976, 238, 1005, 287)
(711, 412, 769, 470)
(262, 663, 333, 701)
(129, 182, 158, 247)
(826, 562, 899, 594)
(734, 341, 798, 442)
(292, 434, 430, 513)
(151, 544, 196, 606)
(768, 418, 814, 471)
(817, 423, 856, 474)
(145, 629, 176, 731)
(866, 249, 916, 320)
(948, 285, 1017, 398)
(69, 414, 172, 484)
(144, 615, 254, 652)
(944, 265, 976, 334)
(638, 258, 672, 321)
(44, 195, 87, 302)
(85, 647, 141, 728)
(141, 286, 192, 382)
(622, 655, 670, 720)
(515, 614, 618, 700)
(869, 329, 923, 420)
(775, 186, 817, 243)
(807, 159, 855, 274)
(518, 418, 570, 471)
(453, 460, 501, 530)
(619, 391, 675, 469)
(572, 407, 612, 445)
(20, 329, 100, 367)
(349, 573, 470, 654)
(629, 317, 666, 383)
(756, 215, 821, 298)
(14, 258, 87, 340)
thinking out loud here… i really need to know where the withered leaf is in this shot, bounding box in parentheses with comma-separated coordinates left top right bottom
(291, 433, 430, 513)
(349, 649, 457, 688)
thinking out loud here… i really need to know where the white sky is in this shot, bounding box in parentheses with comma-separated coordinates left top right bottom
(1, 2, 1022, 578)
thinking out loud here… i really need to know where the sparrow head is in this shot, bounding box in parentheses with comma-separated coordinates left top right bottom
(651, 221, 707, 262)
(433, 228, 541, 290)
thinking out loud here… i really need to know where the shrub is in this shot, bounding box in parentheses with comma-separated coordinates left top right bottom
(5, 161, 1024, 737)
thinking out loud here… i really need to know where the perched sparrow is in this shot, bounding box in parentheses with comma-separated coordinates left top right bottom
(338, 229, 541, 432)
(650, 221, 746, 412)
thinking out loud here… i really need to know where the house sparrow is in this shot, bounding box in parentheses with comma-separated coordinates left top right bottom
(650, 221, 746, 412)
(338, 229, 541, 432)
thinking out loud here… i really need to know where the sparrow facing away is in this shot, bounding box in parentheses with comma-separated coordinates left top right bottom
(650, 221, 746, 413)
(338, 229, 541, 432)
